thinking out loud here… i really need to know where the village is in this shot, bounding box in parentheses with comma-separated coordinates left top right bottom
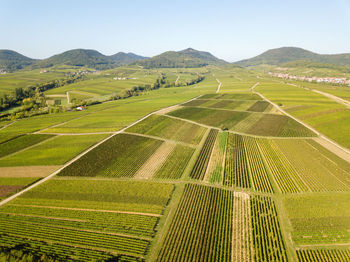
(269, 72, 350, 86)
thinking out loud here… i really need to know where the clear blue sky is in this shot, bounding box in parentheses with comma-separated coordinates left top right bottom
(1, 0, 349, 62)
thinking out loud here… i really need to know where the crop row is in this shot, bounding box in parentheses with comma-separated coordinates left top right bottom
(0, 233, 143, 262)
(154, 145, 194, 179)
(250, 195, 288, 261)
(232, 192, 253, 261)
(275, 139, 350, 191)
(126, 114, 206, 145)
(257, 138, 307, 193)
(190, 129, 218, 180)
(0, 217, 150, 256)
(224, 133, 251, 188)
(296, 249, 350, 262)
(58, 134, 162, 177)
(247, 101, 271, 112)
(0, 134, 54, 158)
(243, 137, 274, 193)
(0, 206, 158, 238)
(207, 132, 228, 183)
(157, 184, 233, 261)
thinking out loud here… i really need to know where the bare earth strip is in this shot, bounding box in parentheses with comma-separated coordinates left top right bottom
(134, 142, 175, 179)
(313, 137, 350, 163)
(0, 166, 62, 177)
(232, 192, 253, 262)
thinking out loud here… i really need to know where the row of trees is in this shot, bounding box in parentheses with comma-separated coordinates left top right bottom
(0, 74, 83, 112)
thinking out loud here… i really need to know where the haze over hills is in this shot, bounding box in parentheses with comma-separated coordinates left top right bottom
(235, 47, 350, 67)
(136, 48, 228, 68)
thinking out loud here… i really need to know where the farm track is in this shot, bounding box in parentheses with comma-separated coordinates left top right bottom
(122, 131, 196, 148)
(253, 90, 350, 156)
(0, 96, 200, 207)
(311, 89, 350, 109)
(216, 78, 222, 93)
(0, 120, 16, 131)
(0, 135, 58, 160)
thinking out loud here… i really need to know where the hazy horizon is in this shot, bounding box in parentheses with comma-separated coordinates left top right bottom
(1, 0, 350, 62)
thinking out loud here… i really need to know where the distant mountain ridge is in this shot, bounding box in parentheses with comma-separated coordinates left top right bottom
(235, 47, 350, 67)
(0, 49, 147, 71)
(137, 48, 228, 68)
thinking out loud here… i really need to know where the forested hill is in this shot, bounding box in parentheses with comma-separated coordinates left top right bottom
(235, 47, 350, 67)
(0, 50, 37, 71)
(137, 48, 228, 68)
(0, 49, 147, 71)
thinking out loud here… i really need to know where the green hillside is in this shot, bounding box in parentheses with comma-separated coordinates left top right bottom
(236, 47, 350, 67)
(0, 50, 36, 71)
(137, 48, 228, 68)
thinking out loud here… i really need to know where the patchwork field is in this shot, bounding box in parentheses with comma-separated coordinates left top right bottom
(1, 66, 350, 262)
(168, 103, 316, 137)
(0, 179, 174, 261)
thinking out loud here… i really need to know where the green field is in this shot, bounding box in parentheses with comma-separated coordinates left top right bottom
(0, 64, 349, 262)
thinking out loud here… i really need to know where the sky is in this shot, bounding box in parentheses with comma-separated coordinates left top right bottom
(1, 0, 350, 62)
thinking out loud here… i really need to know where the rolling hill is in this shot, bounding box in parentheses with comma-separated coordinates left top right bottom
(137, 48, 228, 68)
(33, 49, 147, 70)
(0, 49, 147, 71)
(0, 50, 37, 71)
(236, 47, 350, 67)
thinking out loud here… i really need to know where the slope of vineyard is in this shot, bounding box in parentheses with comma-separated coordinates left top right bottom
(296, 249, 350, 262)
(157, 184, 233, 261)
(224, 134, 251, 188)
(0, 179, 175, 261)
(190, 129, 218, 180)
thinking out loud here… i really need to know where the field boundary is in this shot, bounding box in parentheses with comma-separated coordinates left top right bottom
(0, 95, 201, 207)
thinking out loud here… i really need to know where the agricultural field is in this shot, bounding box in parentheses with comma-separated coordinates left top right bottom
(0, 64, 350, 262)
(284, 193, 350, 245)
(156, 184, 288, 261)
(126, 114, 206, 145)
(58, 134, 163, 178)
(168, 103, 316, 137)
(0, 134, 108, 167)
(0, 179, 174, 261)
(255, 81, 350, 148)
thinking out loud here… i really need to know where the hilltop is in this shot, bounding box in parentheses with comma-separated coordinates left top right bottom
(137, 48, 228, 68)
(236, 47, 350, 67)
(0, 50, 37, 71)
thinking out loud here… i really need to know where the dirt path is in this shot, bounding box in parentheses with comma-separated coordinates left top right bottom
(134, 142, 175, 179)
(249, 82, 259, 91)
(175, 75, 180, 86)
(216, 78, 222, 93)
(0, 95, 201, 207)
(0, 120, 16, 131)
(253, 90, 350, 156)
(312, 89, 350, 109)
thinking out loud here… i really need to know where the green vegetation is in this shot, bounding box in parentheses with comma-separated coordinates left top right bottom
(157, 184, 233, 261)
(0, 50, 35, 71)
(190, 129, 218, 180)
(296, 249, 350, 262)
(0, 179, 174, 260)
(224, 133, 251, 188)
(250, 195, 288, 261)
(58, 134, 162, 177)
(168, 106, 250, 130)
(207, 131, 227, 183)
(284, 193, 350, 245)
(0, 134, 54, 158)
(154, 145, 194, 179)
(126, 114, 206, 145)
(0, 134, 107, 166)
